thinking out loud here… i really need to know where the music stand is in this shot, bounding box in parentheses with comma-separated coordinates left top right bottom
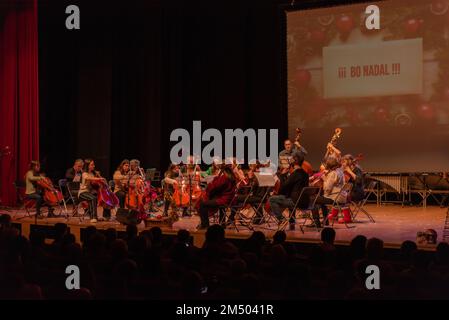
(252, 172, 277, 227)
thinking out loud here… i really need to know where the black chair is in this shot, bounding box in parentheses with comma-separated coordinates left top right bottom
(351, 180, 376, 223)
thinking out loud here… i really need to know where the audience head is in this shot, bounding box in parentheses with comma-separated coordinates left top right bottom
(205, 225, 225, 244)
(150, 227, 163, 245)
(350, 235, 367, 259)
(321, 227, 336, 245)
(366, 237, 384, 261)
(177, 229, 190, 245)
(400, 240, 417, 261)
(54, 223, 68, 241)
(273, 231, 286, 245)
(126, 225, 138, 239)
(436, 242, 449, 265)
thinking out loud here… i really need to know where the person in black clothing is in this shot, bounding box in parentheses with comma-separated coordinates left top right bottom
(227, 167, 267, 225)
(341, 154, 364, 202)
(268, 153, 309, 230)
(65, 159, 84, 182)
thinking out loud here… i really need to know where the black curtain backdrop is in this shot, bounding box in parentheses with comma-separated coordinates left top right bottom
(38, 0, 288, 179)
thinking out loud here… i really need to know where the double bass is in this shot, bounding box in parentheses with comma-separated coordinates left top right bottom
(310, 127, 343, 187)
(91, 171, 119, 210)
(294, 128, 313, 175)
(37, 177, 64, 206)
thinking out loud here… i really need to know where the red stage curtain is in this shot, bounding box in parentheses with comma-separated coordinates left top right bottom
(0, 0, 39, 206)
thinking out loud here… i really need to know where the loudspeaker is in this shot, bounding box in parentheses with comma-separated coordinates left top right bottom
(116, 208, 140, 226)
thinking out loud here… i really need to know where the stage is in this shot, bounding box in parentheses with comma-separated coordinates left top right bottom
(2, 204, 447, 250)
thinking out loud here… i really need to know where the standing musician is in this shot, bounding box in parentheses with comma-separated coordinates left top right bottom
(227, 161, 266, 225)
(24, 161, 55, 218)
(341, 154, 364, 203)
(78, 158, 109, 223)
(162, 163, 181, 216)
(279, 139, 307, 167)
(268, 154, 309, 230)
(113, 159, 130, 209)
(310, 157, 349, 228)
(65, 159, 84, 182)
(197, 164, 236, 230)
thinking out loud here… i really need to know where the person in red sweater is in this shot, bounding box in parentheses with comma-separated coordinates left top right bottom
(197, 165, 236, 230)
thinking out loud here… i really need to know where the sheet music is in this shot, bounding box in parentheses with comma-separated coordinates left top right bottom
(254, 172, 277, 187)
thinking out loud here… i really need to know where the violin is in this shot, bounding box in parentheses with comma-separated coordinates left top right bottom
(91, 171, 119, 210)
(294, 128, 313, 175)
(37, 176, 64, 206)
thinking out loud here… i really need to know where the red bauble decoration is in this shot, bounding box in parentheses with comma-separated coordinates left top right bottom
(309, 29, 326, 46)
(336, 14, 355, 35)
(295, 69, 311, 89)
(416, 103, 435, 120)
(403, 18, 423, 36)
(430, 0, 449, 16)
(374, 105, 390, 122)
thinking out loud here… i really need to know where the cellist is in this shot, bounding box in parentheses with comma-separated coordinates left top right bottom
(113, 159, 130, 209)
(24, 161, 55, 218)
(162, 163, 182, 216)
(78, 158, 109, 223)
(341, 154, 364, 203)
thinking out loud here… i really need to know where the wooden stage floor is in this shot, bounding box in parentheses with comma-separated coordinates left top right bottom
(2, 204, 447, 249)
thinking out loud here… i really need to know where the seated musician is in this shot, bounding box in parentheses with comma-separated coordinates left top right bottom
(341, 154, 365, 203)
(228, 162, 266, 225)
(310, 157, 349, 228)
(78, 159, 107, 223)
(113, 159, 130, 209)
(65, 159, 84, 182)
(162, 163, 181, 216)
(201, 157, 221, 178)
(24, 161, 55, 218)
(268, 154, 309, 230)
(197, 165, 236, 230)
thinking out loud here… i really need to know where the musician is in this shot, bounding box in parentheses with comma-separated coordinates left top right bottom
(65, 159, 84, 182)
(324, 143, 342, 162)
(113, 159, 130, 209)
(202, 157, 221, 177)
(79, 159, 107, 223)
(24, 161, 55, 218)
(341, 154, 364, 203)
(268, 154, 309, 230)
(197, 165, 236, 230)
(228, 165, 266, 225)
(279, 139, 307, 164)
(310, 157, 349, 227)
(162, 163, 181, 216)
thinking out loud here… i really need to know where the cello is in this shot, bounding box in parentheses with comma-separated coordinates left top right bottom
(91, 171, 119, 210)
(37, 177, 64, 206)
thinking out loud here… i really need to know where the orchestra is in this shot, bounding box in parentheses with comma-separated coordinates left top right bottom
(21, 127, 366, 231)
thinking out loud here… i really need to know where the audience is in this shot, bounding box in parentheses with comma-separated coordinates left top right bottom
(0, 212, 447, 300)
